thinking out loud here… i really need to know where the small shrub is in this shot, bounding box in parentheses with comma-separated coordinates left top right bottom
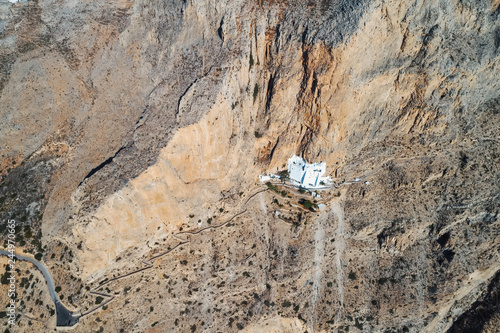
(266, 182, 279, 193)
(278, 169, 289, 179)
(428, 285, 438, 294)
(253, 83, 259, 103)
(298, 198, 317, 211)
(249, 52, 254, 69)
(377, 277, 388, 285)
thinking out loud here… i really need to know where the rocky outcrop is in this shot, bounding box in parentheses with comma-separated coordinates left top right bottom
(0, 0, 499, 332)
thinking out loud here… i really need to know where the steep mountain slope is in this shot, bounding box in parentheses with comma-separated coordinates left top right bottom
(0, 0, 499, 332)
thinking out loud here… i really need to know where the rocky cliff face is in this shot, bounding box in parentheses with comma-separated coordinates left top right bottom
(0, 0, 499, 332)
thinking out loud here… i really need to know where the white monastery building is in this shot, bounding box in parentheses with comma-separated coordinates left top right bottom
(287, 155, 330, 188)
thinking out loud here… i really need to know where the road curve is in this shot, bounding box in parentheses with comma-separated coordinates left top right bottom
(0, 249, 79, 327)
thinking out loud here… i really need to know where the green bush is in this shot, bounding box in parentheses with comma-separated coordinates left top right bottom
(266, 182, 278, 192)
(253, 83, 259, 103)
(298, 198, 317, 211)
(249, 52, 254, 69)
(1, 272, 10, 285)
(278, 170, 289, 179)
(377, 277, 388, 285)
(24, 229, 33, 239)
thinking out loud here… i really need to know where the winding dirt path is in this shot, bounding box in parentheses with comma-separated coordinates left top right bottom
(79, 188, 268, 319)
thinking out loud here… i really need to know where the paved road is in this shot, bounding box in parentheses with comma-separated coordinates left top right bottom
(0, 250, 79, 327)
